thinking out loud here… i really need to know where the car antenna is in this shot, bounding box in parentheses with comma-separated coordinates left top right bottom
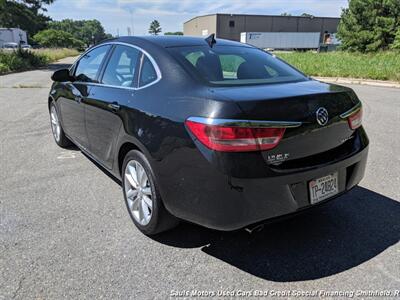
(205, 33, 216, 48)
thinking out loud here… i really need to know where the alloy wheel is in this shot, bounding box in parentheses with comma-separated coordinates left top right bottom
(50, 105, 61, 142)
(124, 160, 153, 226)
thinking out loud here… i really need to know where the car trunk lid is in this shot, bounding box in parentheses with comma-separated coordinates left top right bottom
(210, 80, 361, 169)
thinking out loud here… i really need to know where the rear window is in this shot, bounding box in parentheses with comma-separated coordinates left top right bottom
(168, 45, 307, 86)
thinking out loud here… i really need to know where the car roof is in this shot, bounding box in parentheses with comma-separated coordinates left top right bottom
(103, 35, 252, 48)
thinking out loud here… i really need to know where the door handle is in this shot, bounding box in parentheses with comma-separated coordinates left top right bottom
(108, 103, 120, 112)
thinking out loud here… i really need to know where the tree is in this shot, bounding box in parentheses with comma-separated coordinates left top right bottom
(148, 20, 162, 35)
(76, 19, 111, 46)
(301, 13, 314, 18)
(164, 31, 183, 35)
(49, 19, 112, 46)
(280, 12, 292, 16)
(15, 0, 54, 10)
(337, 0, 400, 52)
(33, 29, 85, 49)
(0, 0, 54, 37)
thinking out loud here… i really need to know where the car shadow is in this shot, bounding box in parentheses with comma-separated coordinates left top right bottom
(152, 186, 400, 282)
(74, 153, 400, 281)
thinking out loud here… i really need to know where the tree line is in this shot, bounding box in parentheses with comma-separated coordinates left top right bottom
(41, 19, 112, 49)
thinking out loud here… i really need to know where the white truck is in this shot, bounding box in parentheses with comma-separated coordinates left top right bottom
(0, 28, 28, 48)
(240, 32, 321, 50)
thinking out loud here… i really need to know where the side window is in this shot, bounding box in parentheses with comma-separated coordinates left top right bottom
(102, 45, 140, 87)
(139, 55, 158, 87)
(185, 51, 204, 66)
(74, 45, 110, 82)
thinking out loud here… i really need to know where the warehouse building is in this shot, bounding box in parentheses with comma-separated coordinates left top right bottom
(183, 13, 341, 43)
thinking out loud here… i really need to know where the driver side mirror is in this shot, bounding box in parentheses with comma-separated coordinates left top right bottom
(51, 68, 74, 82)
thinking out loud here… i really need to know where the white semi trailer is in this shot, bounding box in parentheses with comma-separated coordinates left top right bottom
(240, 32, 321, 50)
(0, 28, 28, 48)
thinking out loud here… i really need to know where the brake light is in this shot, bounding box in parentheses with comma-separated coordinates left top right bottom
(185, 119, 285, 152)
(348, 108, 362, 130)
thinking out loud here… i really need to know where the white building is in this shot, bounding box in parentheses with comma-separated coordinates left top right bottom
(0, 28, 28, 47)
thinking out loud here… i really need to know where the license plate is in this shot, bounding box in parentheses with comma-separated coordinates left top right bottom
(309, 172, 338, 204)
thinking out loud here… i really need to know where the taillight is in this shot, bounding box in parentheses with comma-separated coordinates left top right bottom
(185, 119, 285, 152)
(348, 108, 362, 130)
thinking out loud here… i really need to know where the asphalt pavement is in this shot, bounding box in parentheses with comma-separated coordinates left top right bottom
(0, 58, 399, 299)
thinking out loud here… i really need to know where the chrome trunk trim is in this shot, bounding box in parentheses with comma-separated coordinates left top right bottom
(187, 117, 302, 128)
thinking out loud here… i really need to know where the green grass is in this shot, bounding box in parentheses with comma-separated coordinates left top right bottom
(276, 51, 400, 82)
(0, 48, 79, 75)
(31, 48, 79, 62)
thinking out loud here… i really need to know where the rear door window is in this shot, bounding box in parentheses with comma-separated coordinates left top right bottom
(74, 45, 111, 83)
(101, 45, 140, 87)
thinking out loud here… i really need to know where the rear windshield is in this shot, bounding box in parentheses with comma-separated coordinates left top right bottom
(168, 45, 307, 86)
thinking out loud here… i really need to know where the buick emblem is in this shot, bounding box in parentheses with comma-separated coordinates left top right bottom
(316, 107, 329, 126)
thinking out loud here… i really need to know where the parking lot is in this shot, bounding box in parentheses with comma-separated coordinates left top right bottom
(0, 59, 399, 299)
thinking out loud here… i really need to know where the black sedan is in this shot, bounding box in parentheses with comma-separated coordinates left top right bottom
(49, 35, 368, 235)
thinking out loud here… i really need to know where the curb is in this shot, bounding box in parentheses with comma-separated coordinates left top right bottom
(314, 77, 400, 89)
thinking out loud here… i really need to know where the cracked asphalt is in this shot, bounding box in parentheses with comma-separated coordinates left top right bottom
(0, 57, 399, 299)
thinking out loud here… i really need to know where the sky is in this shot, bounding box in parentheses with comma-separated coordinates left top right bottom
(45, 0, 349, 36)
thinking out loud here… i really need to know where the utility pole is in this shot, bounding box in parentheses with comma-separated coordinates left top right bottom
(129, 9, 134, 35)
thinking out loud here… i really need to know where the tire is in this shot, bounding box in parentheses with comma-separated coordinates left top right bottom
(49, 101, 72, 148)
(122, 150, 179, 235)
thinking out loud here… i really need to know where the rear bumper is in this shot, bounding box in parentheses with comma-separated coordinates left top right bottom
(156, 132, 369, 231)
(222, 145, 368, 230)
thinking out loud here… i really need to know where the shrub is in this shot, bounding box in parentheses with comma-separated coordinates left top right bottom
(0, 62, 10, 73)
(0, 51, 25, 71)
(16, 48, 49, 67)
(0, 48, 79, 75)
(33, 29, 85, 50)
